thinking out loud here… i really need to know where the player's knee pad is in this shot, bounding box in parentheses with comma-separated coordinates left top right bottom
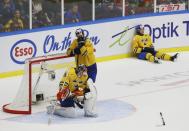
(156, 52, 171, 61)
(156, 52, 164, 59)
(146, 53, 155, 62)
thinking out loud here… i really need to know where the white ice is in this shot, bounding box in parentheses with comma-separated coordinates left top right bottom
(0, 52, 189, 131)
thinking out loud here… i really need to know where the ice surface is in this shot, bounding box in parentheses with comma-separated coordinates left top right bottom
(0, 52, 189, 131)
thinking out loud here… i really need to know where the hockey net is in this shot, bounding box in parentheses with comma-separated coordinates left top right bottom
(3, 53, 75, 114)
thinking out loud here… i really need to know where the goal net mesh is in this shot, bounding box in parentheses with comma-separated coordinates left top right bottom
(3, 53, 75, 114)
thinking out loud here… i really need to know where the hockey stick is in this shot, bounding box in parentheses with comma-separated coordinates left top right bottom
(73, 96, 83, 109)
(112, 24, 141, 38)
(32, 63, 44, 104)
(75, 101, 83, 109)
(32, 65, 43, 93)
(160, 112, 166, 126)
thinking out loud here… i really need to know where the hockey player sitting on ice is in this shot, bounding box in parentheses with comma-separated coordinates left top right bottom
(132, 25, 179, 64)
(46, 64, 97, 118)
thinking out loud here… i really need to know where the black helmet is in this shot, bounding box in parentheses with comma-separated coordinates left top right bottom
(75, 28, 84, 37)
(136, 25, 144, 32)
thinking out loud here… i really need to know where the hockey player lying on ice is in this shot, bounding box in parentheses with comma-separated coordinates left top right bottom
(132, 25, 179, 64)
(47, 64, 97, 118)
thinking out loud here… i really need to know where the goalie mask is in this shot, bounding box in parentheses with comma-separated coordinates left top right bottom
(76, 64, 87, 77)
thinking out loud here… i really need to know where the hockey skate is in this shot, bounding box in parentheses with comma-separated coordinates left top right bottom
(170, 53, 179, 62)
(154, 57, 161, 64)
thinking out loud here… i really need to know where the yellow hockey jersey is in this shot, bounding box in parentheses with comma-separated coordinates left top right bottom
(4, 18, 24, 31)
(132, 34, 153, 54)
(59, 67, 88, 96)
(67, 38, 96, 67)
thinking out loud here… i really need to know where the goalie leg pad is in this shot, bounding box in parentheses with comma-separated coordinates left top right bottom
(84, 98, 97, 117)
(84, 92, 93, 100)
(54, 107, 77, 118)
(84, 79, 97, 117)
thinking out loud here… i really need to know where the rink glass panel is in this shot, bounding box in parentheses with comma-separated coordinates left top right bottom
(64, 0, 92, 24)
(32, 0, 61, 29)
(0, 0, 29, 32)
(95, 0, 123, 20)
(0, 0, 189, 33)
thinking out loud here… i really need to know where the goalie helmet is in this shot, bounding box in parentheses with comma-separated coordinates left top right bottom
(76, 64, 87, 77)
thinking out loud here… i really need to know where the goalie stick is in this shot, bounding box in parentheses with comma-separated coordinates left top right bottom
(47, 100, 57, 125)
(112, 24, 141, 38)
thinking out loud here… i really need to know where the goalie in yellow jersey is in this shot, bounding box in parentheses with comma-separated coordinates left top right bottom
(47, 64, 97, 118)
(132, 25, 178, 64)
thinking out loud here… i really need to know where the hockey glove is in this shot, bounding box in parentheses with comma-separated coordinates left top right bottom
(77, 37, 86, 48)
(74, 47, 81, 55)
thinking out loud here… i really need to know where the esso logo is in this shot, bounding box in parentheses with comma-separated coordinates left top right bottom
(10, 39, 37, 64)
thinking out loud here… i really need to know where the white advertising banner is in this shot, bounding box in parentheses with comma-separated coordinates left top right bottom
(0, 12, 189, 73)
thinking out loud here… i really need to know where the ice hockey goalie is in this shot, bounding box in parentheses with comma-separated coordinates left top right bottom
(46, 64, 97, 118)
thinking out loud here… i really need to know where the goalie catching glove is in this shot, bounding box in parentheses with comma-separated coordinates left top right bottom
(57, 87, 84, 101)
(56, 88, 70, 101)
